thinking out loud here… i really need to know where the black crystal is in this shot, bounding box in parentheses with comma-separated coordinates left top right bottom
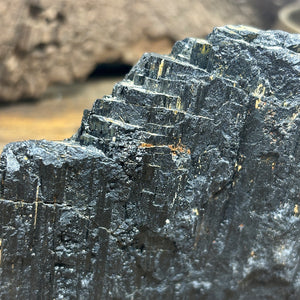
(0, 25, 299, 299)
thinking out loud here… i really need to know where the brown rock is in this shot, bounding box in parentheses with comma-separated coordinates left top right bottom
(0, 0, 293, 102)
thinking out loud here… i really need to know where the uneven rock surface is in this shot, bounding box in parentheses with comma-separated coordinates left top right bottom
(0, 0, 293, 102)
(0, 25, 300, 299)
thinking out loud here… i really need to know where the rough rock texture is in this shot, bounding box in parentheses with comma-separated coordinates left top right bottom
(0, 0, 294, 102)
(0, 25, 299, 299)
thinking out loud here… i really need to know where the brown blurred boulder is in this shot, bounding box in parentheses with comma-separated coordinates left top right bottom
(0, 0, 293, 102)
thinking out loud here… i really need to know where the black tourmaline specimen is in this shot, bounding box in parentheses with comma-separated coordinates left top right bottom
(0, 25, 299, 299)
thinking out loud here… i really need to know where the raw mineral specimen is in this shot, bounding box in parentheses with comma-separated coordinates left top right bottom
(0, 25, 299, 299)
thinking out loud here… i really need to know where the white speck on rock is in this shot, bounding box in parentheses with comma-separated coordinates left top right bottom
(6, 150, 20, 173)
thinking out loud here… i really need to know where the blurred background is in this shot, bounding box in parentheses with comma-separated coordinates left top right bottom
(0, 0, 299, 152)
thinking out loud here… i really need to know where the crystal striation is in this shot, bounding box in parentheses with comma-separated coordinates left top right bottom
(0, 25, 299, 299)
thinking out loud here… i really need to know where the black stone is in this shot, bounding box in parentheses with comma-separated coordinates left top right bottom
(0, 25, 299, 299)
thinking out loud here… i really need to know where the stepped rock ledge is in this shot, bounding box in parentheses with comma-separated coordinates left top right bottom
(0, 25, 299, 299)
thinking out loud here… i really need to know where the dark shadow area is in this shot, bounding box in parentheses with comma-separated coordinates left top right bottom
(251, 0, 296, 28)
(0, 96, 40, 108)
(0, 63, 131, 107)
(290, 7, 300, 24)
(88, 62, 132, 78)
